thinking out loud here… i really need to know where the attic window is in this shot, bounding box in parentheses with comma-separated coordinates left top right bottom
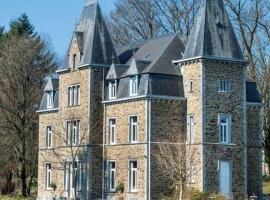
(47, 91, 54, 109)
(109, 80, 117, 99)
(130, 76, 138, 96)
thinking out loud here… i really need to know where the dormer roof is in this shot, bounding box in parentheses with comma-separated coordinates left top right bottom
(106, 63, 129, 80)
(183, 0, 246, 62)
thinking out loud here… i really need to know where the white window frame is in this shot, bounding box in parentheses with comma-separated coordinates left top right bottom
(45, 163, 52, 190)
(219, 80, 230, 92)
(64, 160, 82, 192)
(129, 116, 138, 143)
(189, 80, 194, 93)
(218, 114, 231, 144)
(68, 85, 80, 106)
(129, 160, 138, 192)
(108, 161, 116, 192)
(108, 118, 116, 145)
(66, 120, 80, 146)
(46, 125, 52, 149)
(129, 76, 138, 96)
(188, 115, 195, 144)
(189, 161, 195, 184)
(47, 91, 54, 109)
(109, 81, 117, 99)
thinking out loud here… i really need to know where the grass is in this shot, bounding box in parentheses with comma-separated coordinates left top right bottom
(0, 196, 32, 200)
(263, 176, 270, 195)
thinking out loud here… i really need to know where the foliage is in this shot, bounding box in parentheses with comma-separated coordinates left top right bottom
(116, 182, 125, 193)
(187, 188, 227, 200)
(9, 14, 35, 37)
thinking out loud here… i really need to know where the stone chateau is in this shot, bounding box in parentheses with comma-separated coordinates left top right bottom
(37, 0, 262, 199)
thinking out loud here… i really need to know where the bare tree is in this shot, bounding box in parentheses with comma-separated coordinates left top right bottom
(0, 34, 55, 196)
(40, 113, 89, 200)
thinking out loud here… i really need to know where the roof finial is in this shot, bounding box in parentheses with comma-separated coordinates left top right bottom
(84, 0, 98, 7)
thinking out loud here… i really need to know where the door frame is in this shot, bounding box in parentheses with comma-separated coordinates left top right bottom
(219, 160, 232, 197)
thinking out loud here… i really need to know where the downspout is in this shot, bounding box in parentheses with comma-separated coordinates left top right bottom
(243, 66, 247, 195)
(147, 77, 152, 200)
(200, 61, 205, 191)
(102, 67, 105, 199)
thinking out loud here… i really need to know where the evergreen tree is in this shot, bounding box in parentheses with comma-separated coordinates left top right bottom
(9, 14, 35, 37)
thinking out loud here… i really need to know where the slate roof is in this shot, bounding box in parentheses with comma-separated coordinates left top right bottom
(246, 81, 261, 103)
(106, 63, 129, 80)
(113, 33, 185, 78)
(183, 0, 245, 62)
(57, 0, 118, 72)
(39, 77, 59, 111)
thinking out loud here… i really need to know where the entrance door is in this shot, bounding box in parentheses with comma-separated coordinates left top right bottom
(219, 160, 231, 197)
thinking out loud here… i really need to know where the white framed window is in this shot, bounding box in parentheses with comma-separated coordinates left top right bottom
(219, 80, 230, 92)
(218, 114, 231, 144)
(129, 76, 138, 96)
(66, 120, 80, 146)
(129, 160, 138, 192)
(188, 115, 195, 144)
(129, 116, 138, 143)
(68, 85, 80, 106)
(108, 161, 116, 192)
(64, 161, 82, 192)
(189, 161, 195, 183)
(109, 119, 116, 144)
(109, 81, 117, 99)
(189, 80, 194, 92)
(47, 91, 54, 109)
(45, 163, 52, 190)
(46, 126, 52, 149)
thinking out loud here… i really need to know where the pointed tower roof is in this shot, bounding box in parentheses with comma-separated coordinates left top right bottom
(183, 0, 246, 62)
(57, 0, 118, 72)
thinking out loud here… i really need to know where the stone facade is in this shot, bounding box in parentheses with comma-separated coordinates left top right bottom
(37, 0, 262, 199)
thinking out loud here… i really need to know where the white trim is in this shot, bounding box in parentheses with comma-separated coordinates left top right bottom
(46, 125, 53, 149)
(246, 102, 262, 106)
(37, 108, 59, 113)
(56, 68, 70, 73)
(218, 114, 232, 144)
(218, 160, 232, 197)
(107, 160, 116, 192)
(128, 160, 138, 192)
(45, 162, 52, 191)
(172, 55, 249, 64)
(148, 98, 151, 200)
(102, 95, 186, 104)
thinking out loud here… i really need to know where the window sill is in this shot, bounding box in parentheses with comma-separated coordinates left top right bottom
(67, 105, 81, 108)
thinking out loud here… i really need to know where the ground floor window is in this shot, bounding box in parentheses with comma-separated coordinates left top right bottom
(129, 160, 138, 192)
(108, 161, 116, 191)
(45, 163, 51, 190)
(64, 161, 82, 193)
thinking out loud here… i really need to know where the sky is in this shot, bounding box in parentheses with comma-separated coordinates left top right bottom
(0, 0, 116, 58)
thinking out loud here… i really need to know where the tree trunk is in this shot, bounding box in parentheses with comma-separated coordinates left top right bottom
(6, 171, 13, 194)
(21, 162, 27, 197)
(179, 184, 184, 200)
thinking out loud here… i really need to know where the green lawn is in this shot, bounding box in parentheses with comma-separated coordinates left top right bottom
(264, 177, 270, 195)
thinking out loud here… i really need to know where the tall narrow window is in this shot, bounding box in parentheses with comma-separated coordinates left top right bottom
(66, 120, 80, 146)
(45, 163, 52, 190)
(189, 80, 194, 92)
(109, 81, 117, 99)
(64, 161, 82, 192)
(129, 161, 138, 192)
(219, 114, 231, 144)
(47, 91, 54, 109)
(46, 126, 52, 149)
(108, 161, 116, 192)
(130, 76, 138, 96)
(189, 161, 195, 183)
(73, 54, 76, 69)
(109, 119, 116, 144)
(68, 85, 80, 106)
(129, 116, 138, 143)
(219, 80, 230, 92)
(188, 115, 195, 144)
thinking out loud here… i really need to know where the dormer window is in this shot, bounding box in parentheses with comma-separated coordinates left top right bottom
(130, 76, 138, 96)
(109, 80, 117, 99)
(47, 91, 54, 109)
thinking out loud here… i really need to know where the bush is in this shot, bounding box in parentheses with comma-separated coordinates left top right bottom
(187, 188, 227, 200)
